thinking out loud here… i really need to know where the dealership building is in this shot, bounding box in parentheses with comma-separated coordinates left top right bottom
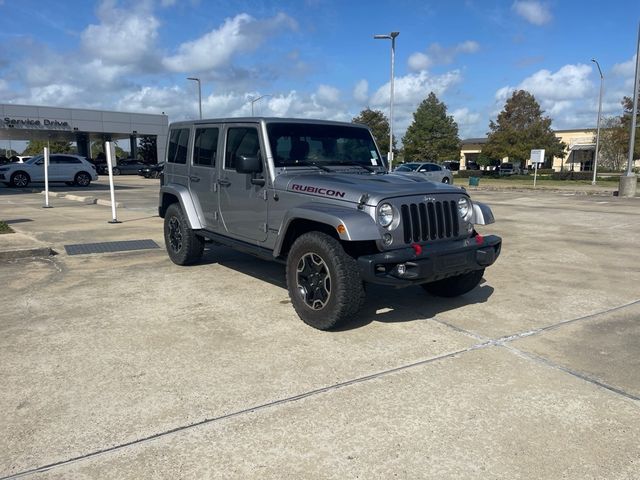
(0, 103, 168, 161)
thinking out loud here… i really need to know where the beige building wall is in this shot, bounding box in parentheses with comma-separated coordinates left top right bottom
(461, 129, 599, 171)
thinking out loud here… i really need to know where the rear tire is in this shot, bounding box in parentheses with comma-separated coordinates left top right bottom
(74, 171, 91, 187)
(164, 203, 204, 265)
(10, 171, 30, 188)
(112, 167, 121, 176)
(421, 269, 484, 297)
(442, 177, 450, 184)
(286, 232, 365, 330)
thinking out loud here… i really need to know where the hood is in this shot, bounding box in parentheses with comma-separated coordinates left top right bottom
(274, 169, 464, 205)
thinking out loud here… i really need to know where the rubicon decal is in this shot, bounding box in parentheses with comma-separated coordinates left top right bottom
(291, 184, 346, 198)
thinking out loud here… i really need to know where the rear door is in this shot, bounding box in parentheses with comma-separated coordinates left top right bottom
(165, 127, 191, 188)
(218, 124, 268, 242)
(188, 125, 220, 230)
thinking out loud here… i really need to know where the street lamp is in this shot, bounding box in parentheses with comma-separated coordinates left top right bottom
(249, 94, 272, 116)
(374, 31, 399, 171)
(187, 77, 202, 119)
(591, 59, 604, 185)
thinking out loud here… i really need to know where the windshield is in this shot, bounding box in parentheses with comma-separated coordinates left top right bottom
(26, 155, 43, 164)
(267, 122, 385, 169)
(395, 164, 418, 172)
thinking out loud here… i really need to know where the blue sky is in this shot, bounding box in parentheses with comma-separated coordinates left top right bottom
(0, 0, 639, 143)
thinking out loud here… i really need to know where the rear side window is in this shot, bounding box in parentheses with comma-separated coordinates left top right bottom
(193, 127, 219, 167)
(225, 127, 260, 170)
(167, 128, 190, 164)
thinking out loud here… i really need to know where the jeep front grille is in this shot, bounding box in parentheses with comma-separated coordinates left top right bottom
(400, 200, 459, 243)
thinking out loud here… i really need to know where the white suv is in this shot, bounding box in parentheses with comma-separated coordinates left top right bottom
(0, 154, 98, 188)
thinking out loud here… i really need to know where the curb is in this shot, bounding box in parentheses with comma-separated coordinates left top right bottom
(96, 199, 126, 208)
(0, 246, 54, 261)
(38, 191, 125, 207)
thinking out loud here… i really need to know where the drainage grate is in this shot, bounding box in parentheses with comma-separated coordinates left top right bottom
(64, 239, 160, 256)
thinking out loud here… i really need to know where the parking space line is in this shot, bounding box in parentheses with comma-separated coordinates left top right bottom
(0, 342, 495, 480)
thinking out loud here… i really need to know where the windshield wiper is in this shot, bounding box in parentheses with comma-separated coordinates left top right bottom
(289, 161, 332, 172)
(332, 162, 381, 173)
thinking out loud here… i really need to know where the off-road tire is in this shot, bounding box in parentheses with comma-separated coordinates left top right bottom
(10, 171, 30, 188)
(421, 268, 484, 297)
(164, 203, 204, 265)
(74, 171, 91, 187)
(286, 232, 365, 330)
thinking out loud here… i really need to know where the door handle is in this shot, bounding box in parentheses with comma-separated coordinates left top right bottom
(217, 179, 231, 187)
(189, 176, 200, 183)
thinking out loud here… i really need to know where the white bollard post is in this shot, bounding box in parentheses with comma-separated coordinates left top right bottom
(43, 147, 53, 208)
(105, 141, 121, 224)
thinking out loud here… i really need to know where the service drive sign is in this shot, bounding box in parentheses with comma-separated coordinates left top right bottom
(530, 149, 545, 165)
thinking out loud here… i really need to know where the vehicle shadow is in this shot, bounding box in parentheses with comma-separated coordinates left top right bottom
(201, 245, 494, 331)
(0, 183, 143, 195)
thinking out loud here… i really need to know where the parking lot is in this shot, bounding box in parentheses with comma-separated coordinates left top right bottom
(1, 177, 639, 479)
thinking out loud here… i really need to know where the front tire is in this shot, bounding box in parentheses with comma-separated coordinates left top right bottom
(74, 171, 91, 187)
(421, 268, 484, 297)
(10, 171, 30, 188)
(164, 203, 204, 265)
(286, 232, 365, 330)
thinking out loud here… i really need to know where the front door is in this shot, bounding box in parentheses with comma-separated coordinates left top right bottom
(188, 126, 220, 230)
(218, 124, 268, 242)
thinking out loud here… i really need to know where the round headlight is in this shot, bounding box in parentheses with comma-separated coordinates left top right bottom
(458, 197, 471, 220)
(378, 203, 394, 227)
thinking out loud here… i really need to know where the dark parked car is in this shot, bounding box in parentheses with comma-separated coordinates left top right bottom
(112, 159, 147, 175)
(138, 162, 164, 179)
(466, 161, 480, 170)
(442, 160, 460, 171)
(498, 163, 515, 176)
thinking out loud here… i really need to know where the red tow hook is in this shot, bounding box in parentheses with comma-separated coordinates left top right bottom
(411, 243, 423, 255)
(475, 233, 484, 245)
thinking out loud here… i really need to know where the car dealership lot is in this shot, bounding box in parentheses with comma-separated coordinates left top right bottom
(1, 179, 639, 479)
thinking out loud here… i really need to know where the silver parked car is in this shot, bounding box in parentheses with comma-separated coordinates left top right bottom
(394, 162, 453, 184)
(0, 154, 98, 188)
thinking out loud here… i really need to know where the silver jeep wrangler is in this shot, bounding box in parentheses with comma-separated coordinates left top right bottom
(159, 118, 501, 330)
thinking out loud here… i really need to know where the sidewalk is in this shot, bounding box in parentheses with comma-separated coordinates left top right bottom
(0, 185, 163, 260)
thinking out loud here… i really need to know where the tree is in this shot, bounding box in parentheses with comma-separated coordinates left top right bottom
(91, 141, 126, 159)
(402, 92, 460, 162)
(138, 136, 157, 163)
(598, 117, 628, 171)
(483, 90, 566, 167)
(352, 108, 394, 156)
(23, 140, 74, 156)
(620, 96, 640, 160)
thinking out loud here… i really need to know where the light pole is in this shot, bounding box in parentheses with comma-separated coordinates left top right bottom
(187, 77, 202, 119)
(591, 59, 604, 185)
(374, 31, 399, 171)
(249, 94, 272, 116)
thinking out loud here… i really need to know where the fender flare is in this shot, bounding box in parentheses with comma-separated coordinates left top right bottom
(160, 184, 203, 230)
(471, 201, 495, 225)
(273, 202, 380, 257)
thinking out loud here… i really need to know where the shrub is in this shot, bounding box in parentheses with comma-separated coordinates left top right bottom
(0, 221, 14, 234)
(551, 171, 594, 181)
(456, 170, 484, 178)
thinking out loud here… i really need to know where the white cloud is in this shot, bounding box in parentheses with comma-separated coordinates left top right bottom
(493, 63, 599, 129)
(612, 55, 636, 77)
(81, 1, 160, 66)
(407, 41, 480, 72)
(162, 13, 296, 73)
(408, 52, 431, 72)
(315, 84, 340, 104)
(353, 79, 369, 103)
(518, 64, 592, 100)
(512, 1, 552, 26)
(452, 107, 480, 126)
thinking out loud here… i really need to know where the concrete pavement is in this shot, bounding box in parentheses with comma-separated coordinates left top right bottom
(1, 179, 639, 479)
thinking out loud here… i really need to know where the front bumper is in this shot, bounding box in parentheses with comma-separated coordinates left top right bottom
(358, 234, 501, 286)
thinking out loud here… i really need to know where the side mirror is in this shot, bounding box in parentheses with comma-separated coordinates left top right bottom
(235, 155, 261, 174)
